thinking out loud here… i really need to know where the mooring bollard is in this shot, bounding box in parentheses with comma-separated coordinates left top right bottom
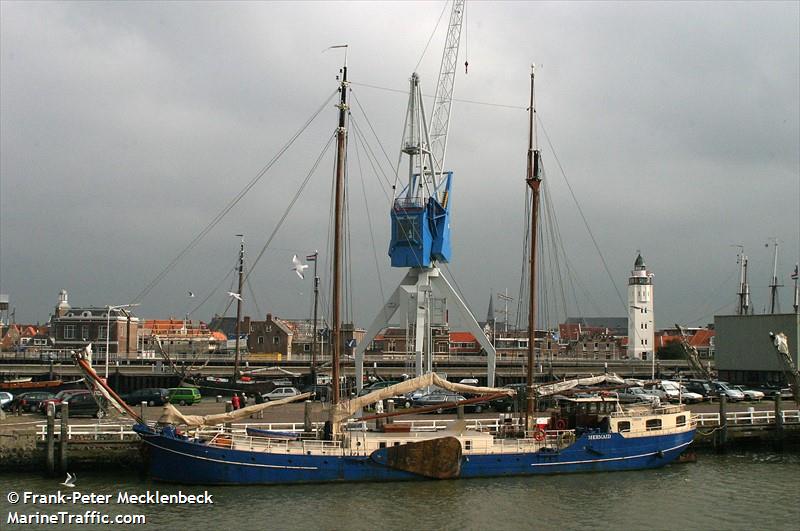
(140, 401, 147, 420)
(386, 400, 395, 424)
(59, 403, 69, 473)
(716, 395, 728, 451)
(774, 394, 784, 447)
(304, 401, 313, 433)
(46, 402, 55, 476)
(225, 401, 233, 429)
(457, 404, 465, 420)
(216, 395, 222, 403)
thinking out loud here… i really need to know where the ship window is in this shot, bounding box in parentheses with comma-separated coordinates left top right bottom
(646, 419, 662, 431)
(676, 415, 686, 427)
(465, 440, 472, 450)
(617, 421, 631, 432)
(379, 442, 386, 449)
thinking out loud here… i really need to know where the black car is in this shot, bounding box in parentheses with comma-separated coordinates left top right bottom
(412, 392, 465, 413)
(493, 383, 528, 412)
(122, 388, 170, 407)
(55, 391, 106, 419)
(301, 384, 332, 402)
(7, 391, 54, 413)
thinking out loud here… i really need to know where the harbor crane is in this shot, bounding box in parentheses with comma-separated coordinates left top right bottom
(355, 0, 499, 389)
(675, 324, 714, 381)
(769, 332, 800, 404)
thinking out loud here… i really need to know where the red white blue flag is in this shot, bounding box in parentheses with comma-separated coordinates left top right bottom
(306, 252, 318, 262)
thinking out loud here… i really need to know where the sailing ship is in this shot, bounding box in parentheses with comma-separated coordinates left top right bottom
(121, 63, 696, 485)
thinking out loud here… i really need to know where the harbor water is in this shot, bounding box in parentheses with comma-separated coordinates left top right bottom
(1, 450, 798, 530)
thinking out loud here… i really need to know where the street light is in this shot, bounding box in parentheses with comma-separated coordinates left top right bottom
(105, 303, 139, 378)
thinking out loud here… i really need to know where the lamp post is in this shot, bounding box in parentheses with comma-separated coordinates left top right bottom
(105, 303, 139, 378)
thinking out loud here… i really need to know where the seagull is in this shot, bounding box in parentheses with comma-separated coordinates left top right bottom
(188, 291, 195, 298)
(227, 292, 243, 302)
(291, 254, 309, 279)
(61, 472, 76, 488)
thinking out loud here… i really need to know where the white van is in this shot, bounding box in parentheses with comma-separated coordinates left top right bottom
(658, 380, 682, 402)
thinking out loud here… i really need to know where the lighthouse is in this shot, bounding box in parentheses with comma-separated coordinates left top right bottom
(628, 253, 655, 360)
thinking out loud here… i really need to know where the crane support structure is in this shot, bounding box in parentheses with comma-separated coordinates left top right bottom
(770, 332, 800, 404)
(358, 0, 497, 389)
(675, 324, 714, 380)
(428, 0, 465, 188)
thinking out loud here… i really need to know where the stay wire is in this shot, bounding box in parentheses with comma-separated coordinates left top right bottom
(349, 81, 526, 110)
(187, 257, 239, 318)
(414, 0, 450, 73)
(538, 115, 627, 314)
(131, 88, 338, 305)
(352, 126, 387, 314)
(243, 133, 337, 288)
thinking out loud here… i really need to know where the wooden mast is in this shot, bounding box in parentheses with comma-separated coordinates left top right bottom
(525, 65, 542, 433)
(233, 235, 244, 381)
(332, 55, 349, 405)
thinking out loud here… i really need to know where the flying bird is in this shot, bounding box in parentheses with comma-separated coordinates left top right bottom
(61, 472, 76, 488)
(291, 254, 309, 279)
(227, 292, 243, 302)
(188, 291, 195, 298)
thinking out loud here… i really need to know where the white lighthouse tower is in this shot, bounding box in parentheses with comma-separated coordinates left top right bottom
(628, 253, 654, 360)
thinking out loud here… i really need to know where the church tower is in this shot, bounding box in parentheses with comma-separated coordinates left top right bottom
(627, 253, 654, 360)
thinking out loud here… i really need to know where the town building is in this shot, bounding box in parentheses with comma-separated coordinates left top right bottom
(715, 313, 799, 386)
(139, 319, 225, 360)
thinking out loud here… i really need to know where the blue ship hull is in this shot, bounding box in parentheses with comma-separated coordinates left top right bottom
(134, 425, 695, 485)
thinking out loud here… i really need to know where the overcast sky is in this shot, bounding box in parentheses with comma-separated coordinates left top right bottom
(1, 1, 798, 332)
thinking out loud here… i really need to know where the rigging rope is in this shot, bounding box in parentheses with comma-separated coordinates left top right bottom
(538, 115, 628, 314)
(130, 89, 338, 306)
(414, 0, 450, 73)
(350, 81, 526, 110)
(243, 133, 337, 288)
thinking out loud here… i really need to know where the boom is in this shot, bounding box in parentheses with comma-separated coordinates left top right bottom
(675, 325, 714, 380)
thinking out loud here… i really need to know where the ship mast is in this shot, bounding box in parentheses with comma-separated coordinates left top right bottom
(233, 234, 244, 380)
(525, 65, 542, 433)
(331, 48, 349, 405)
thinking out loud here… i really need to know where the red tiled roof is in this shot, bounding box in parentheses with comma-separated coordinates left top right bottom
(689, 329, 715, 347)
(449, 332, 477, 343)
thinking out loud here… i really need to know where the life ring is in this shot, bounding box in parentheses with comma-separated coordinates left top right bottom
(533, 429, 545, 442)
(555, 419, 567, 430)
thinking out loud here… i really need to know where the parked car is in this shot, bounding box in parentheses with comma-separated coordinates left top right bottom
(732, 386, 765, 401)
(39, 389, 83, 413)
(492, 383, 528, 412)
(685, 380, 715, 399)
(616, 387, 661, 406)
(710, 381, 745, 402)
(55, 390, 106, 419)
(752, 384, 792, 399)
(656, 380, 683, 402)
(357, 380, 400, 397)
(412, 391, 466, 414)
(301, 384, 331, 402)
(168, 387, 202, 406)
(122, 388, 170, 407)
(8, 392, 54, 413)
(0, 392, 13, 410)
(262, 387, 301, 401)
(678, 386, 704, 403)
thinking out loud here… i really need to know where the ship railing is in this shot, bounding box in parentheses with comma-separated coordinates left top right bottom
(693, 409, 800, 427)
(215, 432, 343, 454)
(36, 422, 137, 441)
(610, 404, 684, 418)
